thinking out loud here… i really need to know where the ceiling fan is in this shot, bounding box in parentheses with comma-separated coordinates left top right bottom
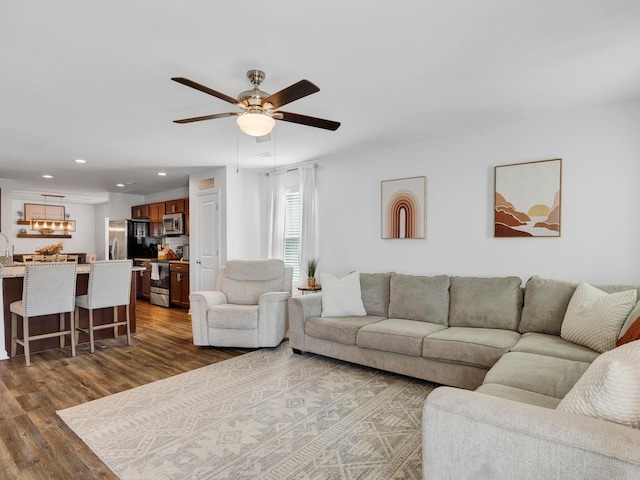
(172, 69, 341, 137)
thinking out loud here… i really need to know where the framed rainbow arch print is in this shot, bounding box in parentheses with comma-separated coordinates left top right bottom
(381, 176, 426, 239)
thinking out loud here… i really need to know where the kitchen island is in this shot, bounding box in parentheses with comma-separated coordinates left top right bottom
(0, 264, 144, 360)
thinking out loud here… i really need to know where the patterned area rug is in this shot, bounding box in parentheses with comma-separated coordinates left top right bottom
(58, 343, 435, 479)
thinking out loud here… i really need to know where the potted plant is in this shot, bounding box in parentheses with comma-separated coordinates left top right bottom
(305, 258, 319, 287)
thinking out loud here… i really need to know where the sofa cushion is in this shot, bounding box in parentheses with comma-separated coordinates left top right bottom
(356, 318, 446, 356)
(560, 282, 636, 353)
(360, 272, 392, 317)
(388, 274, 450, 325)
(304, 315, 384, 345)
(519, 276, 577, 335)
(422, 327, 521, 369)
(320, 271, 367, 317)
(475, 383, 561, 409)
(511, 332, 599, 363)
(221, 259, 286, 305)
(207, 304, 258, 330)
(448, 276, 523, 331)
(483, 352, 591, 399)
(557, 340, 640, 428)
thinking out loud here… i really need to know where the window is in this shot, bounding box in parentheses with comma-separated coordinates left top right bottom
(284, 190, 301, 286)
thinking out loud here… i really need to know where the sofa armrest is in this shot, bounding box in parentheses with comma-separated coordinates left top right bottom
(189, 291, 228, 345)
(423, 387, 640, 480)
(288, 293, 322, 352)
(257, 292, 291, 347)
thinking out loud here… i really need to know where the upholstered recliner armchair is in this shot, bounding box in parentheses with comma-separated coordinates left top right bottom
(190, 259, 293, 348)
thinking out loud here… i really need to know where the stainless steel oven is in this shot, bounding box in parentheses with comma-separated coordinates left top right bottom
(150, 260, 171, 307)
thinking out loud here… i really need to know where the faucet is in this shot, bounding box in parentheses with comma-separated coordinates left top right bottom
(0, 232, 11, 258)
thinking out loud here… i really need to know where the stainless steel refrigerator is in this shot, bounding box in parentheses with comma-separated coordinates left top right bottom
(108, 220, 153, 259)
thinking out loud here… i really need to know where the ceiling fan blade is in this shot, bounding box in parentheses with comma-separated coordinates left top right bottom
(173, 112, 239, 124)
(263, 80, 319, 109)
(276, 111, 341, 131)
(171, 77, 238, 105)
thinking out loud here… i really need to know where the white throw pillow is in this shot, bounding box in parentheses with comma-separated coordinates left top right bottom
(557, 340, 640, 428)
(560, 282, 636, 353)
(320, 271, 367, 317)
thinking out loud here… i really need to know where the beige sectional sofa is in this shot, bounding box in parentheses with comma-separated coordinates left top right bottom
(288, 272, 640, 479)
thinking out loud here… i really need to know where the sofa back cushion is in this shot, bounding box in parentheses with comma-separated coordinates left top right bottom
(519, 276, 577, 335)
(220, 259, 286, 305)
(360, 272, 392, 317)
(388, 274, 450, 325)
(449, 276, 523, 330)
(520, 276, 640, 335)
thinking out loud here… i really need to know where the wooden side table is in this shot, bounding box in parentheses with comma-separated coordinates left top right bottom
(297, 285, 322, 294)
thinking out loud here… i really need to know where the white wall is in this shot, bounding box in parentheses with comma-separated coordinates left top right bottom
(226, 169, 261, 260)
(305, 99, 640, 285)
(0, 179, 13, 243)
(145, 187, 189, 205)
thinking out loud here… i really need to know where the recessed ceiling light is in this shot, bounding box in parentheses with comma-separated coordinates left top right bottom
(42, 174, 54, 179)
(74, 158, 87, 164)
(158, 172, 167, 176)
(116, 183, 125, 187)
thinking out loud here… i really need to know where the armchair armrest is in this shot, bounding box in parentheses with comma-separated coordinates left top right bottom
(257, 291, 291, 347)
(288, 293, 322, 352)
(423, 387, 640, 480)
(189, 291, 228, 345)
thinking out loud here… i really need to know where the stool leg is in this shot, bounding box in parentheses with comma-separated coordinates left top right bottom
(113, 306, 119, 338)
(89, 309, 95, 354)
(70, 310, 76, 358)
(10, 313, 17, 358)
(125, 304, 131, 346)
(23, 316, 30, 367)
(59, 313, 65, 349)
(74, 306, 80, 346)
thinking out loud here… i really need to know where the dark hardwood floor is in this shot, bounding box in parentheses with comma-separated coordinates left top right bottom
(0, 301, 251, 479)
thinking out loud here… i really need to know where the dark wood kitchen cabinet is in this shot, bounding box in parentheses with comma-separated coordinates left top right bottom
(149, 202, 166, 237)
(135, 259, 151, 300)
(170, 262, 190, 308)
(165, 198, 186, 214)
(131, 204, 150, 219)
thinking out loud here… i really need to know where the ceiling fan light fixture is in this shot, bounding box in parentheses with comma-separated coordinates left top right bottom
(236, 112, 275, 137)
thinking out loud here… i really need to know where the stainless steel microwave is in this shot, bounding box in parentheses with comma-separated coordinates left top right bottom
(163, 213, 184, 235)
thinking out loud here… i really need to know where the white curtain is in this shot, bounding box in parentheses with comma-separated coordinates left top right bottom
(267, 170, 287, 259)
(299, 164, 317, 285)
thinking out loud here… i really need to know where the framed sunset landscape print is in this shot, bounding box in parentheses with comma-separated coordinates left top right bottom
(494, 158, 562, 237)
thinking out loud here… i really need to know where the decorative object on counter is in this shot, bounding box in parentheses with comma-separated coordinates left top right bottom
(35, 241, 64, 256)
(157, 243, 177, 260)
(305, 258, 318, 287)
(28, 194, 77, 235)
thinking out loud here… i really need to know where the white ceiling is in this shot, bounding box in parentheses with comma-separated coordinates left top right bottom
(2, 1, 640, 200)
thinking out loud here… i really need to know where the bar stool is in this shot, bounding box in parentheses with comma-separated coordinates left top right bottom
(10, 262, 78, 366)
(75, 260, 133, 353)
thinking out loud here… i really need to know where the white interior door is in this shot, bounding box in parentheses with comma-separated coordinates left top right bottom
(194, 190, 220, 291)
